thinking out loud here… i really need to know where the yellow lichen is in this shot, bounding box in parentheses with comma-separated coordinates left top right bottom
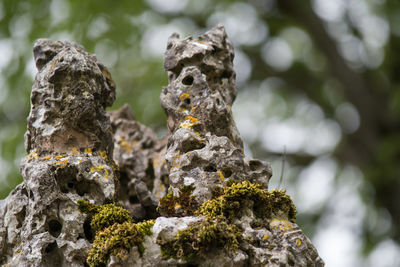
(40, 155, 52, 161)
(90, 165, 110, 179)
(190, 106, 197, 114)
(55, 154, 66, 160)
(179, 93, 190, 101)
(185, 116, 198, 123)
(71, 147, 79, 155)
(262, 234, 269, 240)
(84, 148, 93, 155)
(118, 136, 132, 153)
(269, 218, 293, 232)
(217, 170, 225, 182)
(27, 150, 39, 161)
(55, 159, 68, 166)
(100, 150, 108, 160)
(296, 239, 302, 246)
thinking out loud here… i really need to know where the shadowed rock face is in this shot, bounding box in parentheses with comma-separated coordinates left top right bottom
(161, 25, 272, 204)
(0, 26, 324, 267)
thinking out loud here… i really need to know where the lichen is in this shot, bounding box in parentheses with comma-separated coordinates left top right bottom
(87, 220, 154, 267)
(157, 186, 198, 217)
(158, 218, 240, 262)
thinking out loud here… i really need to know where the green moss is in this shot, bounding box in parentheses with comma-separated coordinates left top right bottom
(158, 218, 240, 262)
(197, 181, 297, 222)
(157, 186, 198, 217)
(78, 200, 132, 232)
(87, 220, 155, 267)
(78, 200, 155, 266)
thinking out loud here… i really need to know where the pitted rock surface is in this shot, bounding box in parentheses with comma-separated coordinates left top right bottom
(161, 24, 272, 204)
(0, 26, 324, 267)
(0, 40, 119, 266)
(109, 104, 168, 221)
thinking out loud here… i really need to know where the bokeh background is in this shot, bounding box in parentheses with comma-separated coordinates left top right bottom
(1, 0, 400, 266)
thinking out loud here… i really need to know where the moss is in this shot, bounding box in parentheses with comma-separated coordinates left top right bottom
(158, 218, 240, 262)
(87, 220, 155, 267)
(78, 200, 132, 232)
(78, 200, 154, 266)
(197, 181, 297, 223)
(157, 186, 198, 217)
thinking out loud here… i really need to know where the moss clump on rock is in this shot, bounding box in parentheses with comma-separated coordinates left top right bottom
(87, 220, 155, 267)
(77, 200, 154, 267)
(197, 180, 297, 223)
(159, 218, 241, 262)
(78, 200, 133, 232)
(158, 181, 298, 262)
(157, 185, 199, 217)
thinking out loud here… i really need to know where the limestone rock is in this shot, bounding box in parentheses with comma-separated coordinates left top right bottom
(160, 24, 272, 206)
(0, 39, 118, 266)
(0, 26, 324, 267)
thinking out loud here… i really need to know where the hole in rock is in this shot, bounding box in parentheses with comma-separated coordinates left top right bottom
(76, 180, 91, 197)
(205, 165, 217, 172)
(45, 241, 57, 253)
(182, 75, 194, 85)
(83, 216, 94, 242)
(249, 160, 262, 171)
(129, 195, 139, 204)
(67, 182, 74, 189)
(222, 169, 232, 178)
(167, 43, 173, 49)
(48, 219, 62, 237)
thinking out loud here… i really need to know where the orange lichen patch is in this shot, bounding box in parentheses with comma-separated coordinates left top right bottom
(27, 150, 39, 161)
(217, 170, 225, 182)
(190, 106, 197, 114)
(179, 93, 190, 101)
(40, 155, 52, 161)
(199, 40, 206, 44)
(296, 239, 302, 246)
(91, 165, 110, 179)
(71, 147, 79, 155)
(179, 116, 200, 129)
(262, 234, 269, 240)
(49, 58, 59, 71)
(227, 104, 232, 112)
(174, 203, 182, 210)
(84, 148, 93, 155)
(185, 116, 198, 123)
(55, 160, 69, 168)
(269, 218, 293, 232)
(195, 132, 201, 138)
(118, 136, 132, 154)
(55, 154, 67, 160)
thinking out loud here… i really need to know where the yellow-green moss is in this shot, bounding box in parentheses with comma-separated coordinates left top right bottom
(78, 200, 132, 232)
(77, 200, 154, 267)
(197, 181, 297, 223)
(87, 220, 155, 267)
(157, 186, 198, 217)
(158, 218, 240, 262)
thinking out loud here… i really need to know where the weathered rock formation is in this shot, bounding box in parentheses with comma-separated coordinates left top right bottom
(0, 26, 324, 267)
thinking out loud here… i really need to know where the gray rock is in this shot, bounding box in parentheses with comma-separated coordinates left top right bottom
(0, 39, 118, 266)
(161, 24, 272, 205)
(0, 26, 324, 267)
